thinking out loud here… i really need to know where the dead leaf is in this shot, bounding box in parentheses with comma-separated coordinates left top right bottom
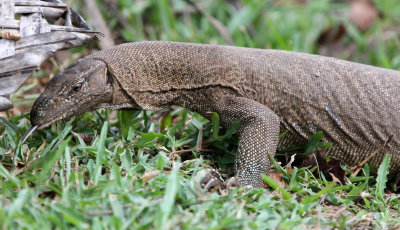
(141, 170, 161, 182)
(394, 172, 400, 191)
(284, 153, 296, 174)
(71, 131, 94, 145)
(301, 148, 346, 185)
(262, 171, 285, 188)
(317, 24, 346, 45)
(316, 24, 358, 59)
(350, 0, 378, 31)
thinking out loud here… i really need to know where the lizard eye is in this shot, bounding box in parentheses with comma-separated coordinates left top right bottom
(72, 82, 83, 92)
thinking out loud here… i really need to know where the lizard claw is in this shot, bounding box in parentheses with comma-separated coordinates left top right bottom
(200, 169, 226, 191)
(226, 177, 239, 189)
(203, 177, 225, 191)
(197, 169, 242, 192)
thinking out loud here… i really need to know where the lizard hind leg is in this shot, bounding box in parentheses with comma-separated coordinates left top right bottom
(209, 95, 280, 188)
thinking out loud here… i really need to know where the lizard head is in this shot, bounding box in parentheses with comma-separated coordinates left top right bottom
(30, 58, 113, 130)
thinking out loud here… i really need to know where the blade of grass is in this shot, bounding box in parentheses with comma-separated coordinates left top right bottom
(38, 136, 71, 183)
(94, 121, 108, 184)
(155, 159, 180, 229)
(301, 182, 336, 204)
(375, 153, 391, 204)
(261, 174, 292, 200)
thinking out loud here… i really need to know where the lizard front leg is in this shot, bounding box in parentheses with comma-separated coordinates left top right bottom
(208, 93, 280, 188)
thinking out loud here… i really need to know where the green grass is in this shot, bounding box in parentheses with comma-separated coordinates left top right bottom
(2, 0, 400, 229)
(1, 110, 399, 229)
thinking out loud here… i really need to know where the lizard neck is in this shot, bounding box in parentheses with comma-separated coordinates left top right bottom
(99, 76, 141, 110)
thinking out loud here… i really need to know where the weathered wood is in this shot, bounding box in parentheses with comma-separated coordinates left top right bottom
(0, 0, 15, 18)
(0, 18, 19, 28)
(49, 25, 98, 33)
(64, 8, 72, 26)
(14, 0, 67, 8)
(15, 6, 65, 17)
(0, 96, 13, 111)
(0, 39, 15, 58)
(0, 73, 31, 95)
(0, 0, 100, 111)
(15, 31, 85, 49)
(0, 51, 51, 76)
(70, 8, 91, 30)
(20, 12, 51, 36)
(0, 0, 17, 59)
(17, 41, 73, 55)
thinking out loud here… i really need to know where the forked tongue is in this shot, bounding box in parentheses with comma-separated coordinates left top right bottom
(20, 125, 39, 144)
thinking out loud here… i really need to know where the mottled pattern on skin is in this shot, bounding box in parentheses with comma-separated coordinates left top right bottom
(31, 41, 400, 187)
(31, 60, 114, 127)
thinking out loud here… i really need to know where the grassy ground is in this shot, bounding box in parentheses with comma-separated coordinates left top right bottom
(1, 0, 400, 229)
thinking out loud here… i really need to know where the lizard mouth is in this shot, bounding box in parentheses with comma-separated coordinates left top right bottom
(20, 115, 66, 144)
(36, 119, 58, 130)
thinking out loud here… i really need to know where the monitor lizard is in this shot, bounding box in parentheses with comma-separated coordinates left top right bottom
(27, 41, 400, 188)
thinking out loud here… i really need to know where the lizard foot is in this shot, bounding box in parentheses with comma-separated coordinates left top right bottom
(195, 169, 241, 192)
(200, 169, 226, 191)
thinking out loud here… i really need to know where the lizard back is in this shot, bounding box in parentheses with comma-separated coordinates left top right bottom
(87, 41, 400, 173)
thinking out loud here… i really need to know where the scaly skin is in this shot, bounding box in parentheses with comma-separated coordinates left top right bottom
(30, 41, 400, 187)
